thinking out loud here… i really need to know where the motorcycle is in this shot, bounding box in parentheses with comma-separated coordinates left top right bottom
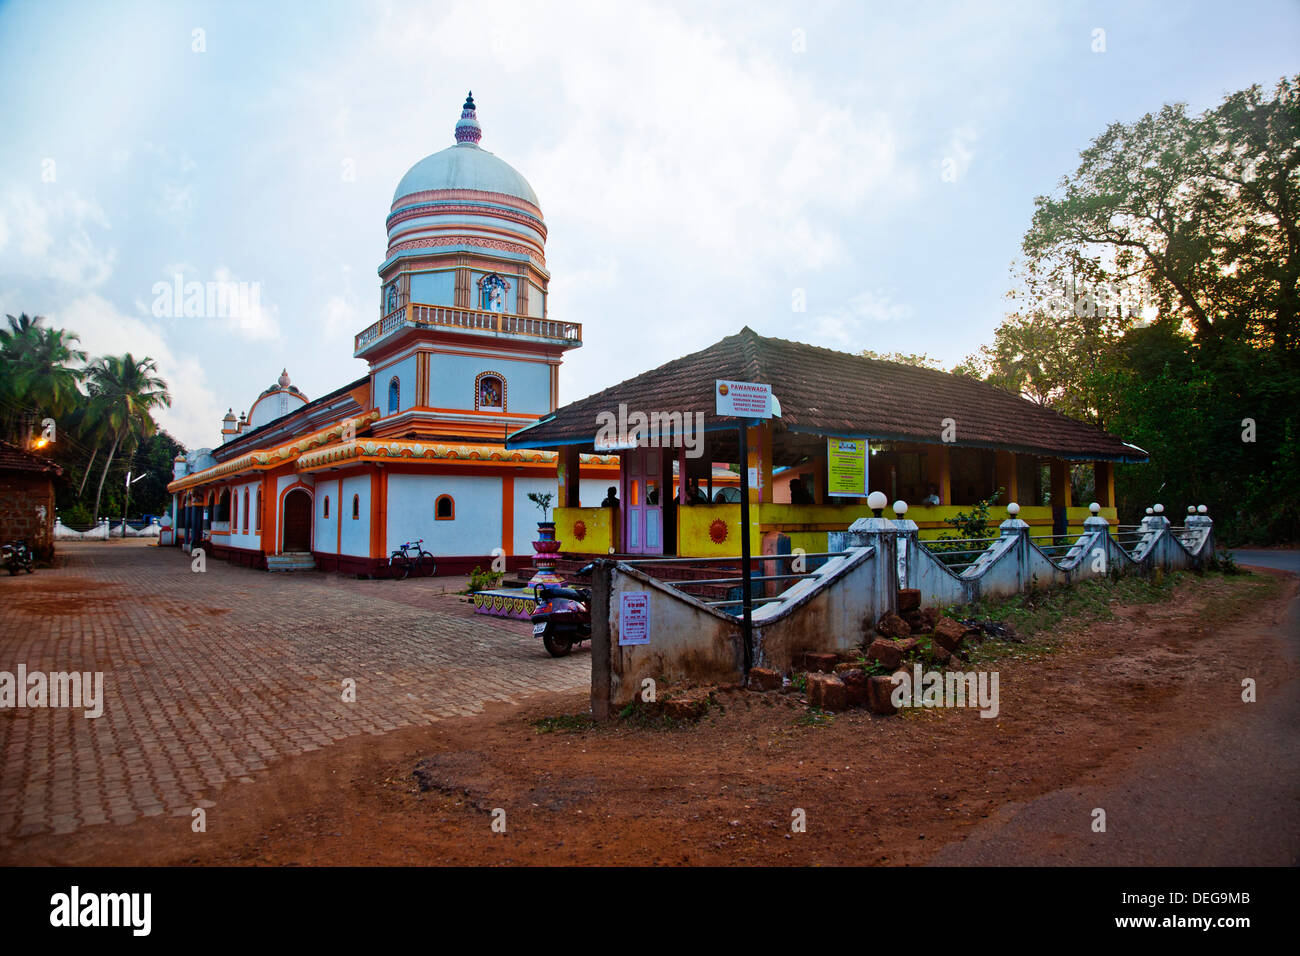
(529, 563, 595, 657)
(2, 540, 35, 576)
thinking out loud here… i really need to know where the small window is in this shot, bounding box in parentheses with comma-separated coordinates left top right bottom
(435, 495, 455, 520)
(352, 494, 360, 519)
(243, 490, 249, 532)
(388, 376, 400, 414)
(475, 371, 505, 410)
(323, 496, 330, 519)
(255, 490, 262, 531)
(232, 494, 238, 529)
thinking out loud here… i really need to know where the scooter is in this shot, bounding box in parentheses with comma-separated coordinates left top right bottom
(529, 563, 595, 657)
(2, 540, 35, 575)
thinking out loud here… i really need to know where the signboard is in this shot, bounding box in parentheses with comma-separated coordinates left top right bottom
(715, 380, 774, 419)
(827, 439, 868, 497)
(618, 592, 650, 646)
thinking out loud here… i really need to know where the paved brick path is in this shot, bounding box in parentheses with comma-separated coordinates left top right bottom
(0, 541, 587, 838)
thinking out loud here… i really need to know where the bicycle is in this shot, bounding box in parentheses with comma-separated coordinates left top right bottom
(389, 538, 436, 579)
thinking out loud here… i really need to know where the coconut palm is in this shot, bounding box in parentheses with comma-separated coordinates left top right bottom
(85, 354, 171, 524)
(0, 313, 87, 442)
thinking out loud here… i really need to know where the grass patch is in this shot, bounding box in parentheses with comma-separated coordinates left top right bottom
(616, 699, 700, 731)
(797, 708, 836, 727)
(949, 571, 1189, 639)
(946, 569, 1272, 666)
(530, 713, 596, 734)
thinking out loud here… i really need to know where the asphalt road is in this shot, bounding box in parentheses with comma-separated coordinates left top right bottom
(1230, 549, 1300, 574)
(931, 557, 1300, 866)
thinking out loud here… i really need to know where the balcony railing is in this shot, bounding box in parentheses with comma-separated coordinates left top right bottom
(355, 303, 582, 353)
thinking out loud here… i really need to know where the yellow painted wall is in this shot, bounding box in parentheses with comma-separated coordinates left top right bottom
(677, 504, 760, 557)
(561, 500, 1120, 557)
(554, 506, 616, 555)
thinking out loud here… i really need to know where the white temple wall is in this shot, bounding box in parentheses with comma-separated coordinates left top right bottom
(339, 474, 370, 557)
(386, 472, 501, 556)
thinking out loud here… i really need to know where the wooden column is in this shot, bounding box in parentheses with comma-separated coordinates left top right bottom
(1094, 461, 1115, 507)
(1050, 459, 1073, 509)
(995, 450, 1019, 505)
(925, 445, 952, 505)
(747, 421, 773, 504)
(558, 445, 581, 507)
(812, 442, 829, 504)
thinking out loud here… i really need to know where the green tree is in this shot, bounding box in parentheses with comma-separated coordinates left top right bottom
(0, 313, 87, 443)
(1022, 75, 1299, 354)
(85, 354, 171, 524)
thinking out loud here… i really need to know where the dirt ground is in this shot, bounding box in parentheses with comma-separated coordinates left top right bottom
(6, 570, 1294, 867)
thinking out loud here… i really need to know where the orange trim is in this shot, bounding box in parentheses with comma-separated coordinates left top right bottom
(502, 475, 514, 556)
(369, 472, 381, 558)
(378, 470, 388, 558)
(258, 475, 271, 546)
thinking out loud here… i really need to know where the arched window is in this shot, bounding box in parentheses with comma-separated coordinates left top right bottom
(255, 490, 262, 531)
(232, 493, 238, 529)
(243, 490, 249, 532)
(388, 376, 400, 414)
(352, 494, 360, 519)
(475, 371, 505, 411)
(435, 495, 455, 520)
(323, 496, 330, 519)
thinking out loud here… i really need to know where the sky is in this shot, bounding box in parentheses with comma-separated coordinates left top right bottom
(1, 0, 1297, 450)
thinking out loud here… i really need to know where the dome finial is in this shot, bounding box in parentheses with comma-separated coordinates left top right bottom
(278, 368, 290, 388)
(455, 90, 482, 145)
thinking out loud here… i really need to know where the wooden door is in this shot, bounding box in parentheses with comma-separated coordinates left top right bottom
(621, 447, 663, 555)
(282, 489, 312, 553)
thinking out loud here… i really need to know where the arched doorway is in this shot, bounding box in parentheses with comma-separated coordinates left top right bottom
(282, 489, 313, 553)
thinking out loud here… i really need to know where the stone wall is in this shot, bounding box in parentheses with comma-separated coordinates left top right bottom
(0, 473, 57, 559)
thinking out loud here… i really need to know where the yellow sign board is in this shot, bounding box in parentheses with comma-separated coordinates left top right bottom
(827, 439, 867, 497)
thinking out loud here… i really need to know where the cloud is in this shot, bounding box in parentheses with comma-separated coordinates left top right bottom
(804, 289, 913, 348)
(0, 187, 114, 287)
(47, 294, 222, 449)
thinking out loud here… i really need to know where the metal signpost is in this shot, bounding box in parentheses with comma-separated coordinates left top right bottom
(715, 380, 775, 677)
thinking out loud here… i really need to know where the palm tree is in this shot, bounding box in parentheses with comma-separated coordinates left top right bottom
(85, 354, 171, 524)
(0, 313, 87, 443)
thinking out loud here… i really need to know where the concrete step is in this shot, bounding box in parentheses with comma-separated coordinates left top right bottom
(267, 552, 317, 572)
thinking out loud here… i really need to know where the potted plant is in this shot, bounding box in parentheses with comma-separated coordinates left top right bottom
(526, 492, 563, 585)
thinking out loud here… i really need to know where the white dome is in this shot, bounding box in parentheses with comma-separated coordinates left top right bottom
(393, 144, 539, 208)
(391, 92, 540, 210)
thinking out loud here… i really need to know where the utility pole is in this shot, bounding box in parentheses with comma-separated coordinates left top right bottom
(122, 466, 148, 538)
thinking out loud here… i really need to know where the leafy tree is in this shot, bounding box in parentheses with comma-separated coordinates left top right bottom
(0, 313, 86, 442)
(860, 349, 946, 370)
(85, 354, 171, 523)
(1023, 75, 1299, 354)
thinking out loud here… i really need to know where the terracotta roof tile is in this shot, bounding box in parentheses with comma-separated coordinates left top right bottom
(0, 439, 64, 475)
(507, 327, 1146, 462)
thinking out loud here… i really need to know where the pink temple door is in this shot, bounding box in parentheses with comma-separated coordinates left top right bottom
(622, 447, 663, 555)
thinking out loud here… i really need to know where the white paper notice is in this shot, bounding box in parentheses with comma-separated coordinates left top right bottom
(619, 592, 650, 646)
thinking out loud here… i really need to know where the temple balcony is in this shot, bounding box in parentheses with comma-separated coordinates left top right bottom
(354, 302, 582, 357)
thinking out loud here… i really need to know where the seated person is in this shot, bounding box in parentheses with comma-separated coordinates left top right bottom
(921, 484, 941, 506)
(686, 479, 708, 504)
(600, 486, 619, 508)
(788, 477, 814, 504)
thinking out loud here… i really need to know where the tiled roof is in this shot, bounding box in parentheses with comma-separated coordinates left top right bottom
(0, 439, 64, 475)
(506, 327, 1147, 462)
